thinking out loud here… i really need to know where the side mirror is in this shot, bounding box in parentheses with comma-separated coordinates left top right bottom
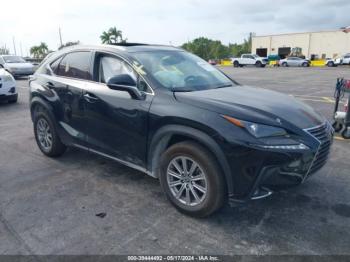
(106, 74, 145, 100)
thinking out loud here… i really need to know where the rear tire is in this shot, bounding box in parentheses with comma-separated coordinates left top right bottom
(159, 141, 225, 217)
(233, 61, 239, 67)
(33, 107, 66, 157)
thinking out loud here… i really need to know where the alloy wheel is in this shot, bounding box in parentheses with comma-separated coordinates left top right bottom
(166, 156, 208, 207)
(37, 118, 53, 151)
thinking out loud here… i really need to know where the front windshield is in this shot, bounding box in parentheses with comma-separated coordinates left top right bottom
(3, 56, 26, 63)
(131, 50, 233, 91)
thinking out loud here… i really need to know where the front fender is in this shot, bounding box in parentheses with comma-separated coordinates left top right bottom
(147, 124, 234, 197)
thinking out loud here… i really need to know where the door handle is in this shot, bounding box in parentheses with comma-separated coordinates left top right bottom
(45, 82, 55, 89)
(83, 93, 99, 103)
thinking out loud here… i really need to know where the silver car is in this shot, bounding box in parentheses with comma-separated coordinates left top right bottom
(0, 55, 35, 78)
(279, 57, 310, 67)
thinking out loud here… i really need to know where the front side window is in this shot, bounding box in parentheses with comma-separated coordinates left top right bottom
(98, 55, 137, 84)
(131, 50, 233, 92)
(56, 51, 92, 80)
(96, 54, 150, 92)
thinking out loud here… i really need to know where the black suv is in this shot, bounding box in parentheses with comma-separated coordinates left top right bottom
(29, 44, 333, 217)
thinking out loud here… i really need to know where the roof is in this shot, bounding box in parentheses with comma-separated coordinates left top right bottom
(60, 43, 182, 53)
(252, 29, 344, 38)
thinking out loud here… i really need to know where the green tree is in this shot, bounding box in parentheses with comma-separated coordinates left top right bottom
(58, 41, 80, 50)
(227, 32, 254, 57)
(0, 46, 9, 55)
(181, 37, 230, 61)
(100, 27, 127, 44)
(30, 42, 49, 59)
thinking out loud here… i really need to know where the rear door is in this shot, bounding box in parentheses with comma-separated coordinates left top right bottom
(49, 51, 93, 146)
(82, 52, 154, 168)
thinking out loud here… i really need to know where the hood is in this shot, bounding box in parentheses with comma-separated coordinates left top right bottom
(5, 62, 34, 69)
(0, 68, 7, 75)
(174, 85, 324, 129)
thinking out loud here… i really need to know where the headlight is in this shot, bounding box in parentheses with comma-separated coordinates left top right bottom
(222, 115, 287, 138)
(242, 121, 286, 138)
(222, 115, 309, 150)
(2, 74, 14, 82)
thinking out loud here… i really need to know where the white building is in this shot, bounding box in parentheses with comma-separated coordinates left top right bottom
(252, 29, 350, 59)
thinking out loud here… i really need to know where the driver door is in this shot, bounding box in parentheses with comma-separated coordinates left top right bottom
(82, 53, 154, 168)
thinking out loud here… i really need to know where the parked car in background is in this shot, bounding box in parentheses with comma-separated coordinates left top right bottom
(232, 54, 268, 67)
(325, 58, 337, 67)
(334, 53, 350, 65)
(0, 68, 17, 103)
(279, 57, 310, 67)
(30, 44, 333, 217)
(0, 55, 35, 78)
(208, 59, 218, 65)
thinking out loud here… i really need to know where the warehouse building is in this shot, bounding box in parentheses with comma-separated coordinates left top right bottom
(251, 29, 350, 59)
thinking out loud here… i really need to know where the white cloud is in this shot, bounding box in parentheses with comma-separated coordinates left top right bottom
(0, 0, 349, 55)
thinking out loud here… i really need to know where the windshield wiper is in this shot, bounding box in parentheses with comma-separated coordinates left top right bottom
(171, 88, 194, 92)
(215, 84, 233, 89)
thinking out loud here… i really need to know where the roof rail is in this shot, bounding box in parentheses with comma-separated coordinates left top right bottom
(109, 43, 149, 47)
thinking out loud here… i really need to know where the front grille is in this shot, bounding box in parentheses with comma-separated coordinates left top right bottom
(305, 122, 333, 175)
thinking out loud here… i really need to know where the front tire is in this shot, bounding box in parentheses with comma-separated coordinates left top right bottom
(33, 108, 66, 157)
(255, 61, 262, 67)
(159, 141, 225, 217)
(282, 62, 288, 67)
(327, 61, 334, 67)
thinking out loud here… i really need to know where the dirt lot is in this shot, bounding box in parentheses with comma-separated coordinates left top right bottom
(0, 67, 350, 255)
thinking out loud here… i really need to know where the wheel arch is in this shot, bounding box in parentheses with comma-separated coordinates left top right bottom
(148, 124, 234, 196)
(30, 96, 56, 124)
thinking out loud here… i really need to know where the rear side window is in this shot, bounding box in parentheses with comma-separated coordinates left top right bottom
(50, 57, 62, 74)
(56, 51, 92, 80)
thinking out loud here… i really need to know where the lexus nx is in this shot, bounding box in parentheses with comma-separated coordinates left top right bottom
(29, 44, 333, 217)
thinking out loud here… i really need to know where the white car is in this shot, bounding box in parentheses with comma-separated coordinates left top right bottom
(0, 55, 34, 78)
(0, 68, 17, 103)
(335, 54, 350, 65)
(232, 54, 268, 67)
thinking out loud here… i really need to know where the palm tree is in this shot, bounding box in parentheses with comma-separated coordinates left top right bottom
(38, 42, 48, 57)
(100, 27, 126, 44)
(30, 46, 40, 58)
(30, 42, 49, 59)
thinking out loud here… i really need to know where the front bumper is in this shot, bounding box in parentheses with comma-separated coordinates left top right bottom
(226, 122, 334, 205)
(8, 69, 34, 77)
(0, 93, 18, 102)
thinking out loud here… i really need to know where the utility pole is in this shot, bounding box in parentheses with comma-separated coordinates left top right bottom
(12, 37, 17, 55)
(20, 42, 23, 57)
(59, 27, 63, 47)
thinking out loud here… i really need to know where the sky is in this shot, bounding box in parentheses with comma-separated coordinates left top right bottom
(1, 0, 349, 56)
